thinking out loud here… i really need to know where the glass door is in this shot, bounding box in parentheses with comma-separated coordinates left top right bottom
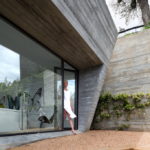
(53, 62, 78, 131)
(63, 69, 77, 129)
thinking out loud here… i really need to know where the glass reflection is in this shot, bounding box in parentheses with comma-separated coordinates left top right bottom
(0, 44, 62, 133)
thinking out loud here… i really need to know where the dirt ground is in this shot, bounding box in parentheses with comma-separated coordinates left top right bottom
(9, 130, 150, 150)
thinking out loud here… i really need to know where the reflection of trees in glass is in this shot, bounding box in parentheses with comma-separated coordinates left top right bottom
(0, 78, 20, 93)
(0, 77, 21, 109)
(0, 77, 30, 110)
(0, 71, 44, 110)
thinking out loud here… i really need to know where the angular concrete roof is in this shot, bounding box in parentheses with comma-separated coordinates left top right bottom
(0, 0, 103, 69)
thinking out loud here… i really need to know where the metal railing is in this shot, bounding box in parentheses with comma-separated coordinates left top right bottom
(118, 25, 144, 34)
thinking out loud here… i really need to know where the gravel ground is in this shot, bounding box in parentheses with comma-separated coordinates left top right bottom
(8, 130, 150, 150)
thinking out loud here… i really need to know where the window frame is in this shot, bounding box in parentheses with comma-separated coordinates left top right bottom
(0, 15, 79, 136)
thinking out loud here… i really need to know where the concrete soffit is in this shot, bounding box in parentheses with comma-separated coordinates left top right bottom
(51, 0, 106, 65)
(0, 0, 103, 70)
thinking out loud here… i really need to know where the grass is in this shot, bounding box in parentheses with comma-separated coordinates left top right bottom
(124, 32, 138, 37)
(144, 25, 150, 29)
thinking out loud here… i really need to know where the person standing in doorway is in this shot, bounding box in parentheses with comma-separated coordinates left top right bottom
(64, 80, 77, 134)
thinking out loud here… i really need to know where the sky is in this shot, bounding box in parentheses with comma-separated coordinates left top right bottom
(0, 45, 20, 83)
(106, 0, 150, 31)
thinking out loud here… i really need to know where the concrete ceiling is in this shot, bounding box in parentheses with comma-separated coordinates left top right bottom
(0, 0, 102, 69)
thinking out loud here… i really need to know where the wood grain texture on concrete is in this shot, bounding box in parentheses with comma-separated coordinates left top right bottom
(52, 0, 117, 66)
(97, 29, 150, 131)
(78, 65, 108, 131)
(0, 0, 101, 69)
(103, 29, 150, 94)
(0, 0, 117, 69)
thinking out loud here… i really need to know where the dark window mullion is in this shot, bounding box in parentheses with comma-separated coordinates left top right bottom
(61, 60, 64, 130)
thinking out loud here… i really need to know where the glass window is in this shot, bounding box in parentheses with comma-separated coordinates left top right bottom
(0, 18, 63, 134)
(0, 18, 78, 135)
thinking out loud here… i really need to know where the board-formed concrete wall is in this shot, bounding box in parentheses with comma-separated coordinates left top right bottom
(52, 0, 117, 66)
(78, 65, 108, 131)
(103, 29, 150, 94)
(94, 29, 150, 131)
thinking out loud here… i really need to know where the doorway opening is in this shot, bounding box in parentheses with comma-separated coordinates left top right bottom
(54, 63, 78, 131)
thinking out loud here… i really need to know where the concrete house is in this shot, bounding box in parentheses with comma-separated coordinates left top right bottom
(0, 0, 117, 148)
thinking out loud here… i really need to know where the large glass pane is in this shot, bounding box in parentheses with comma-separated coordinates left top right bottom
(0, 45, 62, 134)
(0, 19, 62, 134)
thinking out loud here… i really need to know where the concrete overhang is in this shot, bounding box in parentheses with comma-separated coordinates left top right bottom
(0, 0, 102, 69)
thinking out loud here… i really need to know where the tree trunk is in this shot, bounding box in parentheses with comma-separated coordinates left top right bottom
(137, 0, 150, 25)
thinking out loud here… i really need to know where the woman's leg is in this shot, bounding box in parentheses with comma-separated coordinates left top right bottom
(68, 117, 77, 134)
(64, 110, 77, 134)
(64, 109, 67, 120)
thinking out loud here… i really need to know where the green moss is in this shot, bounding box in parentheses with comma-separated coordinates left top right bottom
(117, 124, 130, 130)
(144, 22, 150, 29)
(114, 110, 123, 118)
(92, 92, 150, 129)
(100, 113, 111, 120)
(124, 104, 135, 111)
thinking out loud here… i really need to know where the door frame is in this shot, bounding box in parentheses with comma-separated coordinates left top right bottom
(54, 65, 78, 130)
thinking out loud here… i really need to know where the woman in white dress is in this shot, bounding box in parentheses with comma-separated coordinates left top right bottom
(64, 80, 77, 134)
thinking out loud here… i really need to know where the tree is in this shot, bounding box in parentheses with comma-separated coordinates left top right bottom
(117, 0, 150, 25)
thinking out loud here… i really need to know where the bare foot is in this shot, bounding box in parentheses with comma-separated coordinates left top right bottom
(72, 130, 77, 135)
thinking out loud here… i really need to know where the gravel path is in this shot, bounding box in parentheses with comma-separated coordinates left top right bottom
(8, 130, 150, 150)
